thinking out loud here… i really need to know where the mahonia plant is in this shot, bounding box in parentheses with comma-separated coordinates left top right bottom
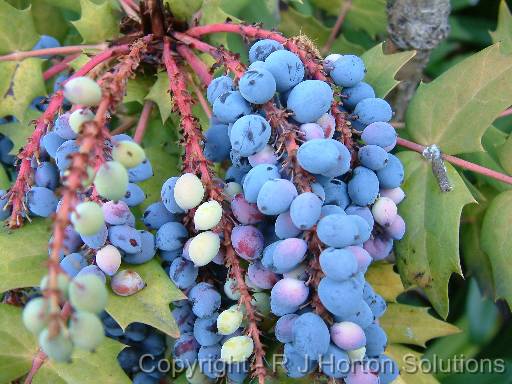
(1, 1, 512, 384)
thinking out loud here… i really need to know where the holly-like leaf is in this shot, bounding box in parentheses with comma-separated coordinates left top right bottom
(31, 1, 69, 42)
(0, 303, 38, 383)
(386, 344, 439, 384)
(310, 0, 387, 37)
(0, 0, 40, 54)
(0, 219, 50, 293)
(366, 262, 404, 302)
(71, 0, 119, 44)
(163, 0, 203, 21)
(145, 72, 172, 123)
(395, 152, 475, 318)
(0, 109, 40, 154)
(0, 59, 46, 121)
(33, 338, 129, 384)
(279, 6, 365, 55)
(361, 43, 416, 98)
(480, 190, 512, 308)
(106, 259, 186, 338)
(491, 0, 512, 54)
(381, 303, 460, 347)
(405, 44, 512, 155)
(200, 0, 243, 50)
(37, 0, 80, 12)
(124, 75, 154, 105)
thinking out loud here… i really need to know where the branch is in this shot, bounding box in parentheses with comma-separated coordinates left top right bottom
(176, 44, 213, 85)
(43, 54, 79, 80)
(133, 100, 154, 143)
(396, 137, 512, 185)
(162, 37, 221, 201)
(8, 44, 132, 227)
(0, 44, 107, 62)
(321, 0, 352, 55)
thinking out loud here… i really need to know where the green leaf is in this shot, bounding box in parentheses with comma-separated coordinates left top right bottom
(71, 0, 119, 44)
(0, 0, 40, 54)
(380, 303, 460, 347)
(0, 164, 9, 189)
(222, 0, 279, 29)
(39, 0, 81, 12)
(0, 59, 46, 121)
(366, 262, 404, 302)
(497, 134, 512, 175)
(32, 1, 70, 42)
(395, 152, 475, 318)
(405, 44, 512, 155)
(33, 339, 129, 384)
(361, 43, 416, 98)
(200, 0, 243, 50)
(0, 303, 38, 383)
(145, 72, 172, 123)
(310, 0, 387, 37)
(387, 344, 439, 384)
(491, 0, 512, 54)
(0, 109, 40, 154)
(163, 0, 203, 21)
(480, 190, 512, 308)
(106, 259, 186, 338)
(279, 6, 365, 55)
(124, 75, 153, 105)
(0, 219, 50, 293)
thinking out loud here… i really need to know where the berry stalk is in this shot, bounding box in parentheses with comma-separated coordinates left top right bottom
(0, 44, 108, 62)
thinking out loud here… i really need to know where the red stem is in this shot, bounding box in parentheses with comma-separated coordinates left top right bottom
(396, 137, 512, 185)
(188, 73, 212, 118)
(0, 44, 107, 62)
(133, 100, 154, 143)
(43, 54, 79, 80)
(176, 44, 213, 85)
(321, 0, 353, 55)
(499, 107, 512, 117)
(8, 44, 131, 227)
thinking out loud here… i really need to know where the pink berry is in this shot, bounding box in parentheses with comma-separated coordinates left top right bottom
(379, 187, 405, 205)
(231, 193, 264, 224)
(346, 246, 373, 273)
(299, 123, 324, 141)
(111, 270, 145, 296)
(386, 214, 406, 240)
(331, 321, 366, 350)
(372, 197, 397, 227)
(231, 225, 264, 261)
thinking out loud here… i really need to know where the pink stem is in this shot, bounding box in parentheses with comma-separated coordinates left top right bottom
(0, 44, 107, 62)
(322, 0, 352, 55)
(133, 100, 153, 143)
(189, 74, 212, 118)
(396, 137, 512, 185)
(8, 44, 131, 227)
(176, 44, 213, 85)
(43, 54, 79, 80)
(499, 107, 512, 117)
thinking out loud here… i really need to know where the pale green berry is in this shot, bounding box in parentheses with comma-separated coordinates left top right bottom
(188, 231, 221, 267)
(69, 108, 95, 133)
(40, 273, 70, 300)
(224, 182, 242, 201)
(217, 306, 243, 335)
(348, 346, 366, 362)
(69, 311, 105, 351)
(69, 274, 107, 314)
(251, 292, 271, 317)
(38, 328, 74, 362)
(94, 161, 129, 201)
(220, 335, 254, 363)
(63, 76, 102, 106)
(71, 201, 104, 236)
(22, 297, 49, 334)
(112, 141, 146, 168)
(174, 173, 204, 210)
(194, 200, 223, 230)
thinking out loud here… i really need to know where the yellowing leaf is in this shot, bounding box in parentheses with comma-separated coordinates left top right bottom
(0, 0, 40, 54)
(145, 72, 172, 123)
(381, 303, 460, 347)
(72, 0, 119, 44)
(0, 59, 46, 121)
(405, 44, 512, 155)
(0, 218, 50, 293)
(491, 0, 512, 54)
(480, 190, 512, 308)
(366, 262, 404, 302)
(362, 43, 416, 98)
(386, 344, 439, 384)
(106, 259, 186, 338)
(395, 152, 475, 318)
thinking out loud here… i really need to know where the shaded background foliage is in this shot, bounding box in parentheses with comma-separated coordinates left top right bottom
(0, 0, 511, 383)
